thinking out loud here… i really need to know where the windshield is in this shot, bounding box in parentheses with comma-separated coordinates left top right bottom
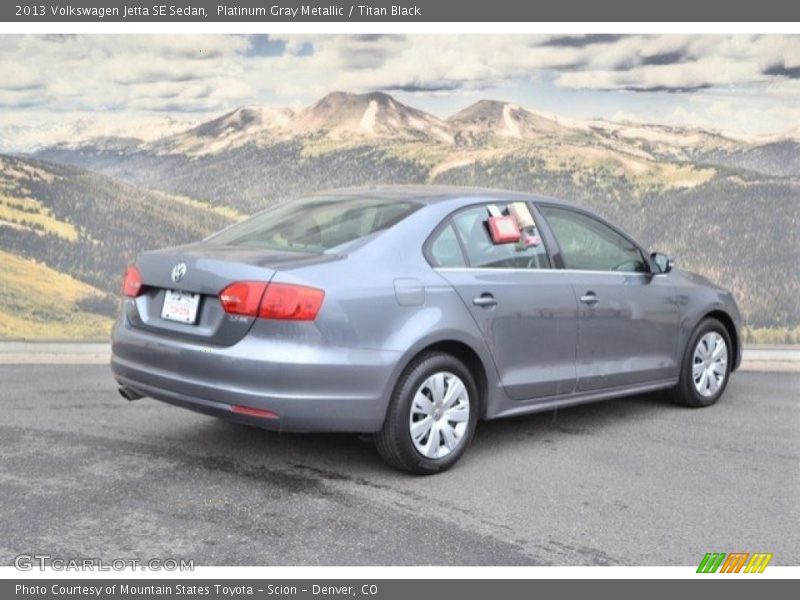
(210, 195, 421, 252)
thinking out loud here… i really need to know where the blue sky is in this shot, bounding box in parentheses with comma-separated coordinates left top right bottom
(0, 34, 798, 149)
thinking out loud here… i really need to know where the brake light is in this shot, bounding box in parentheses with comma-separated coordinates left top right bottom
(259, 283, 325, 321)
(218, 281, 324, 321)
(122, 266, 143, 297)
(219, 281, 267, 317)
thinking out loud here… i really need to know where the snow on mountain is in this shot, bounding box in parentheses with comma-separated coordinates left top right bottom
(148, 106, 295, 156)
(141, 92, 454, 156)
(292, 91, 453, 143)
(586, 119, 737, 150)
(448, 100, 569, 142)
(26, 91, 800, 164)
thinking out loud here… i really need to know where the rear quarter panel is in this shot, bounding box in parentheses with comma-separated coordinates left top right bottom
(271, 201, 505, 419)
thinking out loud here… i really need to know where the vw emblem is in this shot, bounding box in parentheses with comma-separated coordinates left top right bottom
(170, 262, 187, 283)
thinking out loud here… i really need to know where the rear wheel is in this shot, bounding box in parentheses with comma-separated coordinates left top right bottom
(669, 318, 732, 407)
(374, 352, 478, 475)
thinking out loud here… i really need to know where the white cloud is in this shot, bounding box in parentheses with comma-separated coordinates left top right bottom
(0, 111, 199, 151)
(0, 34, 799, 148)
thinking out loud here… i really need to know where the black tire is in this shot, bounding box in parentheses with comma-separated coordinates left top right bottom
(374, 352, 479, 475)
(669, 318, 733, 407)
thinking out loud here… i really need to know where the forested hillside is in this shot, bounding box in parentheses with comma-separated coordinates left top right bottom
(0, 154, 235, 335)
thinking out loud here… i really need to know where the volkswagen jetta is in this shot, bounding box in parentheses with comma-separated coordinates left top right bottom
(112, 186, 742, 474)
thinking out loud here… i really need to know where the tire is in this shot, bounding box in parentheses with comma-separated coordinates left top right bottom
(669, 318, 732, 407)
(374, 352, 479, 475)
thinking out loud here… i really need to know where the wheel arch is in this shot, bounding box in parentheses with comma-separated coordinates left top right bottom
(684, 308, 741, 372)
(383, 334, 498, 423)
(419, 340, 489, 419)
(703, 309, 741, 371)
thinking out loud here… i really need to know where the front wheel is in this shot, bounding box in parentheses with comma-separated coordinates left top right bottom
(669, 318, 732, 407)
(374, 352, 479, 475)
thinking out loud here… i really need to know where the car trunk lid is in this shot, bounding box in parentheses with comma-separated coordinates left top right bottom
(126, 242, 334, 345)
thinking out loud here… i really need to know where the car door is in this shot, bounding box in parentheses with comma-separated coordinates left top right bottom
(428, 203, 578, 400)
(536, 204, 680, 392)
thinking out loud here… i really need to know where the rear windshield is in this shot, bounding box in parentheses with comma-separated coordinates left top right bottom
(210, 195, 421, 252)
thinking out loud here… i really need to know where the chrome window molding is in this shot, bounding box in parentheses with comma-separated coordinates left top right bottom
(434, 267, 653, 276)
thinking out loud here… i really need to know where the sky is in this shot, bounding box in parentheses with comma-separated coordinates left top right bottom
(1, 34, 799, 150)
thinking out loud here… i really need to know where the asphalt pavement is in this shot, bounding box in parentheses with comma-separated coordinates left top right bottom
(0, 365, 797, 566)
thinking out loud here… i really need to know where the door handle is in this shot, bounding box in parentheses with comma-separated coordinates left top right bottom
(472, 293, 497, 308)
(580, 291, 599, 306)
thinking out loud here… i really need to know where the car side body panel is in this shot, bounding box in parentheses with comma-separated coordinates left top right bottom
(436, 268, 579, 400)
(563, 270, 681, 391)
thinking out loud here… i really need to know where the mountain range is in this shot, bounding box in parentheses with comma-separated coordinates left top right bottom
(39, 91, 762, 159)
(1, 91, 798, 339)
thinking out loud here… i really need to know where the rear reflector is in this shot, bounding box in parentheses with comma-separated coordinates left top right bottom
(219, 281, 324, 321)
(219, 281, 267, 317)
(231, 405, 280, 420)
(122, 265, 143, 298)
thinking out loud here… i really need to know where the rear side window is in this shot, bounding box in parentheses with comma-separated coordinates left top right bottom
(451, 205, 551, 269)
(211, 196, 420, 252)
(539, 205, 648, 272)
(428, 223, 467, 268)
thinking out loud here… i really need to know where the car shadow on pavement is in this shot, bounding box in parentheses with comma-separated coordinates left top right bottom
(478, 390, 675, 438)
(170, 388, 681, 478)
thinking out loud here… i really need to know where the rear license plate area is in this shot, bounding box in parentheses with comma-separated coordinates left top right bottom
(161, 290, 200, 324)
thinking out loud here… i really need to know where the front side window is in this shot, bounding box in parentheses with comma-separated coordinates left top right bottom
(210, 196, 420, 252)
(539, 206, 648, 273)
(450, 205, 551, 269)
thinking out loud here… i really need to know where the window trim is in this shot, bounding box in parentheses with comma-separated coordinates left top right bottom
(423, 201, 555, 271)
(533, 202, 655, 274)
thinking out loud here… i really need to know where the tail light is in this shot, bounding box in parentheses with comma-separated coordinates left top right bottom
(122, 266, 143, 297)
(259, 283, 325, 321)
(219, 282, 324, 321)
(219, 281, 267, 317)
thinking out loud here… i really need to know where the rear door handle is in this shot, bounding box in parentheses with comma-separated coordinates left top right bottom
(472, 293, 497, 308)
(580, 291, 599, 306)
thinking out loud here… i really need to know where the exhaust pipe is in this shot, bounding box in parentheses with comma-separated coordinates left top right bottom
(118, 386, 145, 401)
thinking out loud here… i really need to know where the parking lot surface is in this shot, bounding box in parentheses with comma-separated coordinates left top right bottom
(1, 365, 797, 565)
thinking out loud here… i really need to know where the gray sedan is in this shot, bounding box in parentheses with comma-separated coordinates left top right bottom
(112, 186, 742, 474)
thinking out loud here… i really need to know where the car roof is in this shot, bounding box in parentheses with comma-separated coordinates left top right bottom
(309, 185, 578, 208)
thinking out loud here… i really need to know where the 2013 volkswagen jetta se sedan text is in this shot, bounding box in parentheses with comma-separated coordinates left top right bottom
(112, 186, 742, 474)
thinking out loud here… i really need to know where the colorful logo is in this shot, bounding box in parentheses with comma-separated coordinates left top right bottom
(697, 552, 773, 573)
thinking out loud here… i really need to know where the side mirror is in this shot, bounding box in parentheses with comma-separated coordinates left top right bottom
(651, 252, 673, 274)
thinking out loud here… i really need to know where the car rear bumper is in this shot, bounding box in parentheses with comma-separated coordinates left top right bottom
(110, 319, 400, 433)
